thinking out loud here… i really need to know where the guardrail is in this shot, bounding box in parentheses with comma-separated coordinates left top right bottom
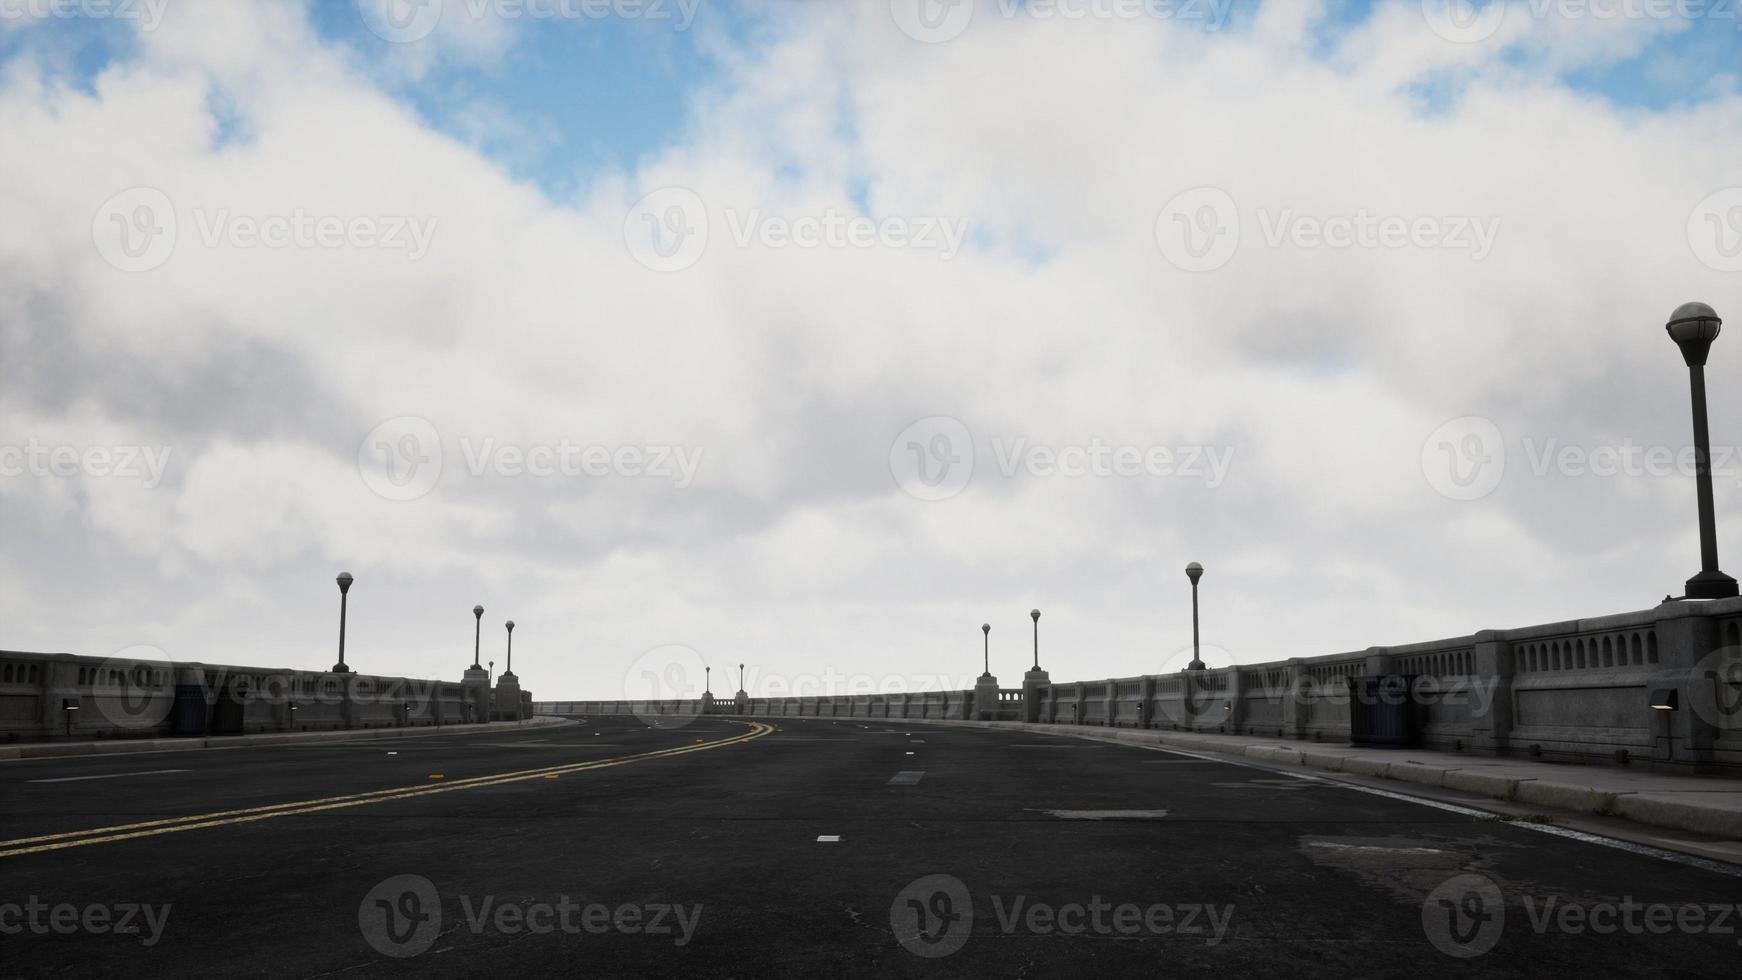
(536, 597, 1742, 773)
(0, 650, 532, 742)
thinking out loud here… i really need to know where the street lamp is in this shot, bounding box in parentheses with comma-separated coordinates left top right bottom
(333, 572, 354, 674)
(981, 623, 991, 678)
(1185, 562, 1205, 670)
(472, 604, 484, 669)
(705, 665, 711, 695)
(1030, 609, 1041, 670)
(1666, 302, 1738, 600)
(504, 620, 515, 677)
(739, 662, 746, 692)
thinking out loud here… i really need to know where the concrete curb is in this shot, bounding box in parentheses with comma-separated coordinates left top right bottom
(858, 717, 1742, 840)
(0, 715, 570, 761)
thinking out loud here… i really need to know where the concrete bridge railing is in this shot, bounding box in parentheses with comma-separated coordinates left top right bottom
(537, 597, 1742, 773)
(0, 650, 533, 742)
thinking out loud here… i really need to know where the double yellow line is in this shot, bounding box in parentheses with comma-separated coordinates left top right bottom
(0, 721, 773, 859)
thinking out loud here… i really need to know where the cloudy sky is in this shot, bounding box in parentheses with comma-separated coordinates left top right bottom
(1, 0, 1738, 702)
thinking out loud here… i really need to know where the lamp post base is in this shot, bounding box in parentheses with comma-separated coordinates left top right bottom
(330, 664, 353, 674)
(1684, 569, 1740, 600)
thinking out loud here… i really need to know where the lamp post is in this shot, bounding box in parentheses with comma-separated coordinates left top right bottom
(333, 572, 354, 674)
(1185, 562, 1205, 670)
(1030, 609, 1041, 670)
(1666, 302, 1738, 600)
(739, 663, 745, 691)
(504, 620, 515, 677)
(981, 623, 991, 678)
(472, 604, 484, 669)
(705, 665, 711, 695)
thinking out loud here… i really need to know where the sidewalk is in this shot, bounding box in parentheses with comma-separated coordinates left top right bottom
(936, 720, 1742, 839)
(0, 714, 570, 761)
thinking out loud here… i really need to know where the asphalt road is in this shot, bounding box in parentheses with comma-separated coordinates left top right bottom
(1, 715, 1738, 978)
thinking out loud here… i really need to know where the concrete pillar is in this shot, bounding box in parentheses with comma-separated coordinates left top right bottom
(974, 673, 1000, 721)
(1467, 630, 1514, 756)
(494, 672, 523, 721)
(1283, 658, 1307, 740)
(172, 662, 210, 736)
(1223, 667, 1245, 734)
(462, 665, 490, 724)
(1651, 602, 1724, 768)
(1137, 676, 1155, 728)
(1022, 668, 1050, 723)
(39, 654, 80, 739)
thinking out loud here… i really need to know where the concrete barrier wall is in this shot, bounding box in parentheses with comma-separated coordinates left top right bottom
(0, 650, 528, 742)
(536, 597, 1742, 772)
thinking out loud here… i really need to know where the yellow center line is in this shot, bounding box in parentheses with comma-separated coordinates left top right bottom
(0, 722, 771, 858)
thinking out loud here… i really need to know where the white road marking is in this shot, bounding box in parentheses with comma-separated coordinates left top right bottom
(888, 771, 926, 786)
(1030, 809, 1170, 820)
(29, 769, 191, 784)
(817, 835, 841, 842)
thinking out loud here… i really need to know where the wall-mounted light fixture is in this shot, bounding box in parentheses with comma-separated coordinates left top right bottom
(1649, 689, 1678, 711)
